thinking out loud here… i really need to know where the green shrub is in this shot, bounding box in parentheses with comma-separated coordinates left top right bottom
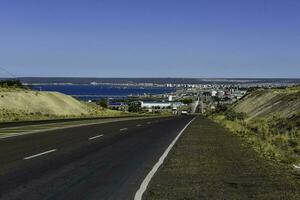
(97, 100, 108, 108)
(215, 104, 229, 112)
(179, 98, 193, 104)
(128, 102, 141, 112)
(0, 79, 23, 88)
(225, 110, 247, 121)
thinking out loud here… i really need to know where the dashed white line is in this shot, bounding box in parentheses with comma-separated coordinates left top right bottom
(23, 149, 57, 160)
(120, 128, 128, 131)
(89, 134, 104, 140)
(136, 124, 142, 127)
(147, 122, 151, 124)
(134, 117, 196, 200)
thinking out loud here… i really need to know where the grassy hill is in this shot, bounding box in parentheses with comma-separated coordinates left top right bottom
(0, 88, 123, 122)
(211, 86, 300, 166)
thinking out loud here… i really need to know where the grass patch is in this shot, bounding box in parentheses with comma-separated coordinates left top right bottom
(210, 111, 300, 165)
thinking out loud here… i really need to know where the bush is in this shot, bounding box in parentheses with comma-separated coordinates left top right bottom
(270, 135, 289, 150)
(225, 110, 247, 121)
(215, 104, 229, 113)
(256, 120, 270, 140)
(97, 100, 108, 108)
(128, 102, 141, 112)
(0, 79, 23, 88)
(180, 98, 193, 104)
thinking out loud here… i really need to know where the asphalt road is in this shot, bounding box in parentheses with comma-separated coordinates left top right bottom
(0, 116, 137, 129)
(0, 115, 194, 200)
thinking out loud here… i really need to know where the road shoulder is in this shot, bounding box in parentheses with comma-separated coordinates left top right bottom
(144, 116, 300, 200)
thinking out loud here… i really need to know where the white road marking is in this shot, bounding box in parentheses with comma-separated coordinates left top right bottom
(134, 117, 196, 200)
(147, 122, 151, 124)
(89, 134, 104, 140)
(136, 124, 142, 127)
(0, 116, 160, 140)
(120, 128, 128, 131)
(24, 149, 57, 160)
(293, 164, 300, 170)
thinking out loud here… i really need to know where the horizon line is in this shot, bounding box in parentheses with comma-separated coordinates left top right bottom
(1, 76, 300, 80)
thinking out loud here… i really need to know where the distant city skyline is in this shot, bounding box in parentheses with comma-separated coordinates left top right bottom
(0, 0, 300, 78)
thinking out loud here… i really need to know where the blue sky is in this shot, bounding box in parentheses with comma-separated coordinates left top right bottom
(0, 0, 299, 78)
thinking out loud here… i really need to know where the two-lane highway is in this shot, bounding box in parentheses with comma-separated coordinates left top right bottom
(0, 116, 194, 200)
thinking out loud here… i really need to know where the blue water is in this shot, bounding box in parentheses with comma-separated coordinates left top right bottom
(32, 85, 175, 100)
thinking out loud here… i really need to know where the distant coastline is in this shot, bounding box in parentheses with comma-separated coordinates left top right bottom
(1, 77, 299, 85)
(31, 84, 176, 100)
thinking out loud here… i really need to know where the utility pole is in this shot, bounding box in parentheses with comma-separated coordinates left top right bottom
(0, 67, 16, 78)
(201, 99, 204, 114)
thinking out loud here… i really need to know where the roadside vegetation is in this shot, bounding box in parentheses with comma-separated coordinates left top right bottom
(0, 79, 28, 92)
(0, 97, 128, 122)
(179, 98, 193, 104)
(209, 86, 300, 167)
(0, 79, 164, 122)
(0, 80, 134, 122)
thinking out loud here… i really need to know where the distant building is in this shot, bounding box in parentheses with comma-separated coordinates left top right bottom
(90, 82, 98, 85)
(140, 101, 172, 109)
(217, 90, 225, 97)
(108, 102, 128, 111)
(211, 90, 217, 96)
(140, 101, 184, 110)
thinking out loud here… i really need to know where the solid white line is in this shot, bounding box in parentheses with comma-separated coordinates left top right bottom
(89, 134, 104, 140)
(134, 117, 196, 200)
(24, 149, 57, 160)
(120, 128, 128, 131)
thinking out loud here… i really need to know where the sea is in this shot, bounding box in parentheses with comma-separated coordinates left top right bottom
(31, 85, 176, 101)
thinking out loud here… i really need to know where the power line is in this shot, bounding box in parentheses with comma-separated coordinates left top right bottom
(0, 67, 16, 78)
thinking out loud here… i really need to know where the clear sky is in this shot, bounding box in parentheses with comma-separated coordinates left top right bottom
(0, 0, 299, 78)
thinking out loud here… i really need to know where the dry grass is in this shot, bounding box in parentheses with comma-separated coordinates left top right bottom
(0, 90, 128, 122)
(211, 114, 300, 165)
(232, 87, 300, 120)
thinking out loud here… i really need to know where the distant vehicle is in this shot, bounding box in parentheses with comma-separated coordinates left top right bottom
(172, 108, 177, 115)
(181, 110, 188, 115)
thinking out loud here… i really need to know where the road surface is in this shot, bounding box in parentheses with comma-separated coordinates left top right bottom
(0, 116, 136, 129)
(0, 115, 193, 200)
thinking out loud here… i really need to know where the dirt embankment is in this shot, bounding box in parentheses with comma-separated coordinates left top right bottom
(232, 87, 300, 120)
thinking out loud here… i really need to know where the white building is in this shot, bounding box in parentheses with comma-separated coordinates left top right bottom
(140, 101, 184, 109)
(140, 101, 172, 109)
(211, 90, 217, 96)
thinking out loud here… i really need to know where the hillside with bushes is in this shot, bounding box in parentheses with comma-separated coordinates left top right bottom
(211, 86, 300, 167)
